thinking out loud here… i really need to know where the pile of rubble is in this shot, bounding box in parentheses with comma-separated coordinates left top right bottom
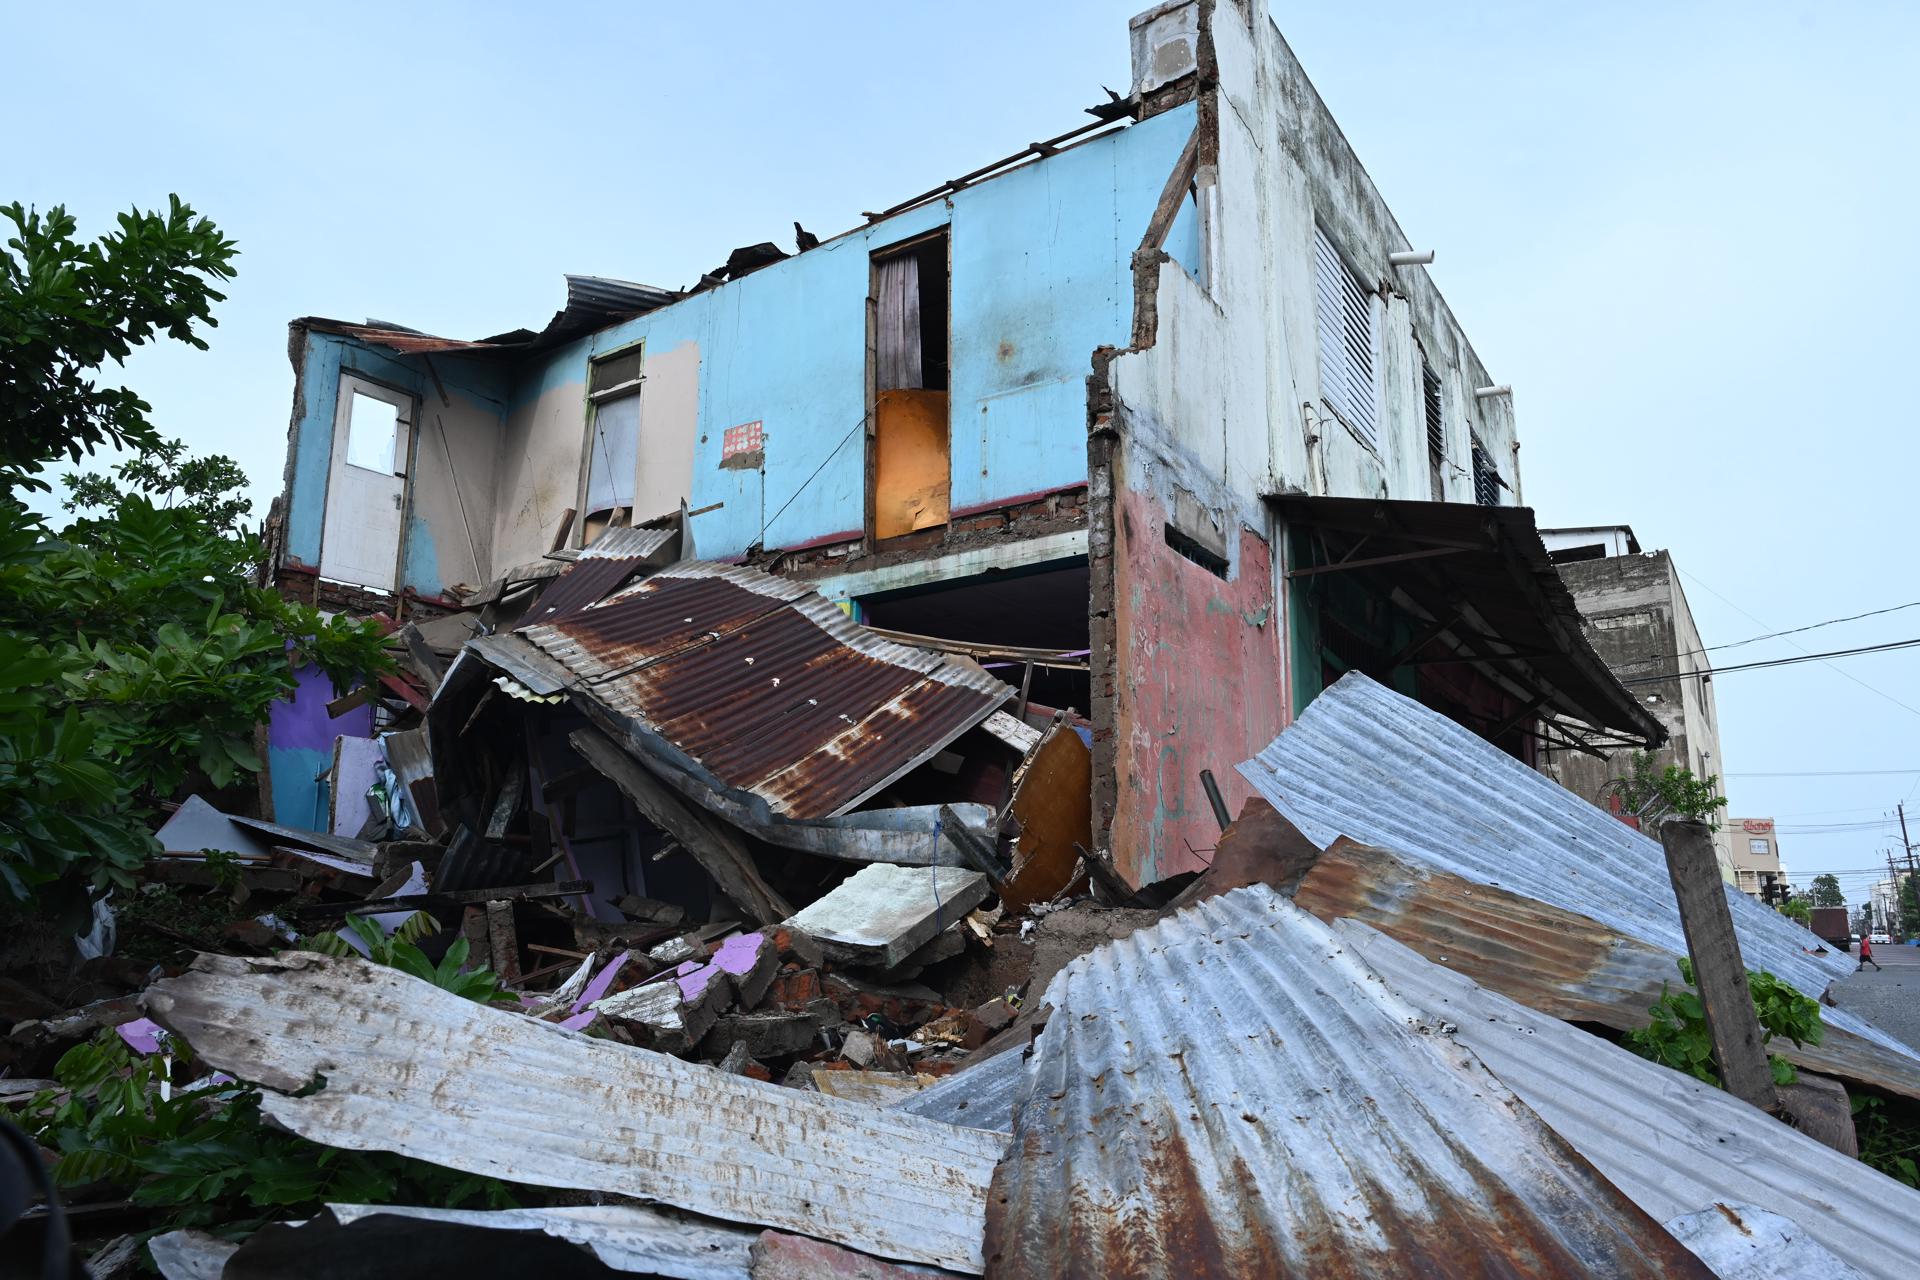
(9, 533, 1920, 1278)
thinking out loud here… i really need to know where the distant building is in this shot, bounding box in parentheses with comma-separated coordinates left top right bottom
(1727, 819, 1787, 900)
(1533, 529, 1732, 879)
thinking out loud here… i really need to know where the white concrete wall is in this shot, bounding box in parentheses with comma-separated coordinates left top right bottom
(1112, 0, 1518, 515)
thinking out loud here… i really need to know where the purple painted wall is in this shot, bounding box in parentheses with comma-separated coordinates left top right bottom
(267, 662, 373, 829)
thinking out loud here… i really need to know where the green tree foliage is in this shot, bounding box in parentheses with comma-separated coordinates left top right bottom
(1780, 897, 1812, 926)
(0, 198, 391, 922)
(1601, 751, 1729, 830)
(1, 198, 236, 491)
(1808, 873, 1845, 908)
(66, 437, 252, 536)
(4, 1029, 520, 1234)
(1624, 957, 1823, 1088)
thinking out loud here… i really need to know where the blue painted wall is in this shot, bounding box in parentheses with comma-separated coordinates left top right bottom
(284, 331, 510, 596)
(505, 102, 1198, 559)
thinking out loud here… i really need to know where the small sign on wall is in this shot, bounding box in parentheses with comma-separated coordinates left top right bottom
(721, 420, 764, 462)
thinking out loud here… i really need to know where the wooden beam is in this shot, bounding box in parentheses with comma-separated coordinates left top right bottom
(1284, 546, 1469, 580)
(1658, 819, 1780, 1113)
(486, 900, 523, 985)
(326, 684, 376, 719)
(570, 728, 792, 925)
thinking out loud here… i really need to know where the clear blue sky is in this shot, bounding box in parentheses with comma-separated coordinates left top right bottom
(9, 2, 1918, 901)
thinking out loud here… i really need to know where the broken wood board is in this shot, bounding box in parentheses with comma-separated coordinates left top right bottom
(996, 724, 1091, 914)
(143, 953, 1002, 1273)
(814, 1071, 936, 1108)
(785, 864, 989, 970)
(572, 728, 792, 925)
(980, 711, 1041, 756)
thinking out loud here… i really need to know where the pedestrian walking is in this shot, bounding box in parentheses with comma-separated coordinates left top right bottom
(1858, 935, 1883, 972)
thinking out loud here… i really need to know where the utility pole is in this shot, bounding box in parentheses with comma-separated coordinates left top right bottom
(1901, 805, 1919, 942)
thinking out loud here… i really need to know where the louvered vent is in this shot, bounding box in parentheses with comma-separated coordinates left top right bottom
(1313, 227, 1379, 451)
(1472, 440, 1502, 507)
(1422, 364, 1444, 465)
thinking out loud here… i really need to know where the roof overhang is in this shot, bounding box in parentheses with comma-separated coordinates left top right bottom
(1269, 495, 1665, 750)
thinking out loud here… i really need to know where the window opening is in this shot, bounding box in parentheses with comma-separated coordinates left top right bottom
(1471, 437, 1504, 507)
(871, 233, 951, 540)
(1421, 362, 1445, 501)
(1313, 226, 1380, 451)
(344, 392, 400, 474)
(584, 345, 644, 541)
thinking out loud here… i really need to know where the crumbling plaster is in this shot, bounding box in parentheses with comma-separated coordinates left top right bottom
(1092, 0, 1528, 878)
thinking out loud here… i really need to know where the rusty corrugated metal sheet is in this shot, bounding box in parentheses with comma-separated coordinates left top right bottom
(983, 885, 1714, 1279)
(143, 952, 1004, 1273)
(300, 317, 510, 355)
(1294, 838, 1920, 1101)
(520, 563, 1011, 818)
(1238, 672, 1920, 1065)
(529, 527, 679, 625)
(1338, 920, 1920, 1280)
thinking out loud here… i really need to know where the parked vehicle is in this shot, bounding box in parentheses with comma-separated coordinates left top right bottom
(1810, 907, 1851, 951)
(1870, 932, 1892, 945)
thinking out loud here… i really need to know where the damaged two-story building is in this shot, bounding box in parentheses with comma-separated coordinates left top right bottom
(264, 0, 1662, 888)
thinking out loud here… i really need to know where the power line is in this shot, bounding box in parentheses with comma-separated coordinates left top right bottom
(1677, 568, 1920, 721)
(1671, 598, 1920, 659)
(1619, 635, 1920, 683)
(1726, 769, 1920, 777)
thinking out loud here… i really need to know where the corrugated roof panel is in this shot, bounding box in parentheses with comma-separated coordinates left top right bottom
(519, 563, 1012, 818)
(983, 885, 1714, 1278)
(1293, 838, 1920, 1100)
(1337, 920, 1920, 1280)
(1237, 672, 1919, 1063)
(144, 952, 1004, 1274)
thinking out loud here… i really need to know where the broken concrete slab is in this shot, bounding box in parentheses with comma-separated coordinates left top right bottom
(596, 975, 724, 1053)
(708, 932, 776, 1007)
(142, 952, 1003, 1273)
(701, 1011, 820, 1061)
(787, 864, 989, 970)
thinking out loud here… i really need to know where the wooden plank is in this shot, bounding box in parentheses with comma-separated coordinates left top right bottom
(1658, 819, 1780, 1113)
(295, 880, 594, 918)
(397, 623, 445, 693)
(486, 900, 522, 985)
(326, 684, 376, 719)
(379, 673, 431, 715)
(570, 729, 792, 925)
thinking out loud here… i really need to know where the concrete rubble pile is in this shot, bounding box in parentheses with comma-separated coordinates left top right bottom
(10, 552, 1920, 1278)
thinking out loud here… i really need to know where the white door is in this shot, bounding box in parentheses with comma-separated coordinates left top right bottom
(319, 375, 412, 591)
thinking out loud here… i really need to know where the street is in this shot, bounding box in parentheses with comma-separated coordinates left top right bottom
(1827, 941, 1920, 1054)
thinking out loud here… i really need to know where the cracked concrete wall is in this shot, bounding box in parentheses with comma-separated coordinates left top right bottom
(1093, 0, 1529, 880)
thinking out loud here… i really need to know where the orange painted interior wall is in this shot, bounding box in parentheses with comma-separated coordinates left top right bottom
(873, 389, 951, 540)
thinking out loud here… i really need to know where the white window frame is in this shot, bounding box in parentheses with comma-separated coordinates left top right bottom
(1313, 225, 1383, 454)
(578, 339, 646, 543)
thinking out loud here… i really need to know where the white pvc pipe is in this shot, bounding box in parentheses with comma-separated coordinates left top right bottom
(1473, 385, 1512, 399)
(1388, 249, 1435, 266)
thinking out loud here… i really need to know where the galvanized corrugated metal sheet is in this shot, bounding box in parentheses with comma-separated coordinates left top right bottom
(1336, 920, 1920, 1280)
(1661, 1205, 1868, 1280)
(1293, 838, 1920, 1100)
(983, 885, 1714, 1278)
(1237, 672, 1919, 1063)
(325, 1204, 754, 1279)
(893, 1044, 1027, 1133)
(520, 562, 1012, 818)
(143, 952, 1004, 1274)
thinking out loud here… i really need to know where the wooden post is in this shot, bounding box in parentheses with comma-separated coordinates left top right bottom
(1659, 819, 1778, 1112)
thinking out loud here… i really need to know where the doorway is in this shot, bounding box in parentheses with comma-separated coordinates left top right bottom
(320, 374, 413, 590)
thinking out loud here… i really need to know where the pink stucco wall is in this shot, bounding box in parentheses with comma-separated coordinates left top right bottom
(1108, 486, 1286, 885)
